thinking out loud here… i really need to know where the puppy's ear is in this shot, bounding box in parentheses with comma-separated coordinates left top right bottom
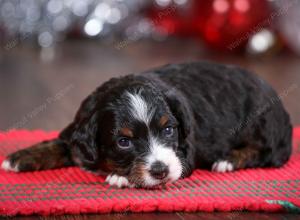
(165, 90, 193, 140)
(70, 112, 100, 170)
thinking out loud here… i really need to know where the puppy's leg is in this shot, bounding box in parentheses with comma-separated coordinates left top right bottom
(1, 139, 74, 172)
(212, 146, 260, 172)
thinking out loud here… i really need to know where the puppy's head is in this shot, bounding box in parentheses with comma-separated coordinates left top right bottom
(70, 77, 190, 187)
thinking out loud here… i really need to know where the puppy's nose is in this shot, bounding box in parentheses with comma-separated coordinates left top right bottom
(150, 161, 169, 180)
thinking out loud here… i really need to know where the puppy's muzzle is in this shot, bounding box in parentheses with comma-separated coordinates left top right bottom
(149, 161, 169, 180)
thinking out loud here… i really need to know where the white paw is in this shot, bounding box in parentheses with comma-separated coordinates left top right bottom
(212, 160, 234, 173)
(1, 159, 19, 172)
(105, 174, 133, 188)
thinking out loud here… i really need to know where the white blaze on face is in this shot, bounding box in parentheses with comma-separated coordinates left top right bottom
(144, 136, 182, 187)
(126, 92, 154, 125)
(126, 91, 182, 187)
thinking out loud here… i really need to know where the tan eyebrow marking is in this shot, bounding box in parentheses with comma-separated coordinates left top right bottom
(120, 127, 134, 138)
(159, 115, 169, 127)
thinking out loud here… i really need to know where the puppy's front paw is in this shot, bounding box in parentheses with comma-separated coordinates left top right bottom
(212, 160, 234, 173)
(1, 150, 37, 172)
(1, 159, 19, 172)
(105, 174, 134, 188)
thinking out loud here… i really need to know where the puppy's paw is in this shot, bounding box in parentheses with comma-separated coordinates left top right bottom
(105, 174, 134, 188)
(1, 149, 41, 172)
(212, 160, 234, 173)
(1, 159, 19, 172)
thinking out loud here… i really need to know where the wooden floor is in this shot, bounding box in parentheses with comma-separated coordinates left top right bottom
(0, 38, 300, 219)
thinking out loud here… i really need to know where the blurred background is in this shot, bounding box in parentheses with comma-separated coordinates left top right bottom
(0, 0, 300, 131)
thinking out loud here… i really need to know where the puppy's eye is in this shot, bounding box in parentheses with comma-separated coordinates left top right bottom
(163, 126, 174, 137)
(117, 137, 132, 149)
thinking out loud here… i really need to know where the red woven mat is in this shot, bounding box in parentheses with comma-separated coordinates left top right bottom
(0, 128, 300, 216)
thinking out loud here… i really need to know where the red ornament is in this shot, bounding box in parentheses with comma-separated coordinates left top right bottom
(192, 0, 272, 50)
(148, 0, 272, 51)
(147, 3, 193, 36)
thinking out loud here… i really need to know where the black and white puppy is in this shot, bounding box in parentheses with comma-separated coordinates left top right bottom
(1, 61, 292, 188)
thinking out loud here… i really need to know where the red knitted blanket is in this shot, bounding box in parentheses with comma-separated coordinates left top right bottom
(0, 128, 300, 216)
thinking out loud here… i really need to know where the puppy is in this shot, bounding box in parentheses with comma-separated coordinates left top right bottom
(1, 61, 292, 188)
